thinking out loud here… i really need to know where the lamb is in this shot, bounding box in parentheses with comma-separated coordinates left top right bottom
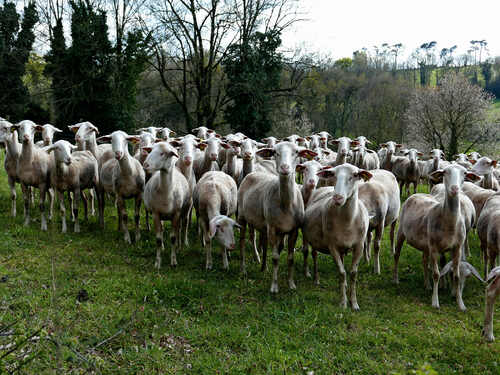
(482, 266, 500, 342)
(393, 164, 481, 311)
(0, 120, 22, 216)
(45, 140, 98, 233)
(471, 156, 499, 191)
(12, 120, 54, 230)
(143, 142, 191, 269)
(358, 169, 400, 274)
(237, 141, 316, 293)
(477, 194, 500, 278)
(97, 131, 145, 243)
(193, 171, 239, 270)
(391, 148, 422, 195)
(303, 164, 372, 309)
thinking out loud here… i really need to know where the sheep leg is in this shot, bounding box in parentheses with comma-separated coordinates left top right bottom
(153, 213, 163, 270)
(249, 226, 261, 264)
(481, 240, 488, 277)
(430, 250, 440, 309)
(183, 205, 191, 247)
(145, 208, 150, 231)
(117, 196, 131, 244)
(423, 250, 431, 290)
(269, 227, 280, 294)
(48, 188, 54, 221)
(393, 231, 405, 284)
(21, 183, 30, 226)
(58, 191, 66, 233)
(39, 184, 48, 231)
(483, 276, 500, 342)
(260, 231, 268, 272)
(69, 192, 75, 222)
(350, 243, 364, 310)
(97, 188, 105, 228)
(8, 175, 16, 217)
(312, 249, 319, 285)
(373, 222, 383, 275)
(452, 248, 466, 311)
(390, 221, 397, 255)
(80, 190, 88, 221)
(331, 247, 347, 309)
(206, 238, 213, 270)
(170, 215, 180, 267)
(238, 220, 247, 275)
(222, 247, 229, 270)
(73, 188, 81, 233)
(134, 195, 141, 242)
(302, 240, 311, 278)
(30, 188, 35, 206)
(89, 188, 96, 216)
(287, 229, 298, 290)
(464, 234, 470, 259)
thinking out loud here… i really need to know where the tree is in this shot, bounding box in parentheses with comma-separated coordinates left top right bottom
(0, 2, 38, 121)
(223, 30, 283, 139)
(406, 71, 495, 158)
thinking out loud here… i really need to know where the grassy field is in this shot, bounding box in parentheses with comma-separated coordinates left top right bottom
(0, 165, 499, 374)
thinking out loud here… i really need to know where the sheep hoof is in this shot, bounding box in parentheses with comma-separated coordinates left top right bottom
(351, 302, 360, 311)
(206, 263, 213, 271)
(288, 280, 296, 290)
(305, 270, 311, 278)
(432, 302, 440, 309)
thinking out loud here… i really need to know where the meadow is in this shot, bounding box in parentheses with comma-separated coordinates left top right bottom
(0, 161, 499, 374)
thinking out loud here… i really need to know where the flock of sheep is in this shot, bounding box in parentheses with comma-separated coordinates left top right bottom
(0, 119, 499, 342)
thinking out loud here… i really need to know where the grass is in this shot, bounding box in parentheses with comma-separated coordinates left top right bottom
(0, 165, 499, 374)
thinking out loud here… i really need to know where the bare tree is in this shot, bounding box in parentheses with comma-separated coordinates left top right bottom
(406, 71, 496, 158)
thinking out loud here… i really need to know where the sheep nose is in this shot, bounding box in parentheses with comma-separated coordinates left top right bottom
(229, 243, 235, 250)
(23, 134, 29, 141)
(308, 179, 315, 186)
(115, 151, 123, 159)
(450, 185, 459, 195)
(244, 152, 252, 159)
(143, 162, 150, 169)
(65, 159, 71, 165)
(332, 194, 345, 206)
(209, 153, 217, 161)
(184, 156, 192, 165)
(280, 164, 290, 174)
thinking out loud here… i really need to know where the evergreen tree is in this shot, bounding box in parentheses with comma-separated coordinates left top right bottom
(223, 31, 283, 139)
(0, 2, 38, 121)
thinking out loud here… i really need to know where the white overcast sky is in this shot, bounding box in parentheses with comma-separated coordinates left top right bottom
(281, 0, 500, 60)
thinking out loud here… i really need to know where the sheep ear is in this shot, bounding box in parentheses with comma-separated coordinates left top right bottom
(169, 140, 182, 148)
(35, 125, 44, 132)
(365, 139, 372, 144)
(207, 129, 215, 134)
(229, 140, 241, 148)
(170, 150, 179, 158)
(297, 137, 305, 142)
(296, 164, 305, 173)
(380, 143, 387, 148)
(356, 169, 373, 182)
(351, 140, 360, 147)
(141, 146, 153, 154)
(170, 131, 176, 136)
(491, 160, 498, 168)
(220, 142, 231, 149)
(329, 139, 340, 145)
(440, 261, 453, 277)
(396, 144, 403, 148)
(466, 263, 485, 283)
(10, 125, 19, 132)
(317, 168, 335, 179)
(417, 152, 424, 157)
(51, 126, 63, 133)
(469, 159, 477, 165)
(351, 147, 359, 152)
(298, 149, 317, 160)
(197, 142, 208, 151)
(465, 172, 481, 182)
(208, 218, 219, 239)
(256, 148, 275, 158)
(323, 149, 331, 155)
(126, 136, 141, 144)
(305, 136, 311, 141)
(96, 135, 112, 143)
(233, 221, 242, 229)
(68, 125, 80, 133)
(429, 170, 444, 183)
(70, 144, 78, 151)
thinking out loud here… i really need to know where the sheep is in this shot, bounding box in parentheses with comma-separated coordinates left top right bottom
(477, 194, 500, 278)
(482, 266, 500, 342)
(393, 164, 481, 311)
(430, 182, 476, 258)
(471, 156, 499, 191)
(143, 142, 191, 269)
(455, 153, 473, 170)
(262, 136, 278, 148)
(192, 126, 214, 140)
(12, 120, 54, 230)
(69, 122, 114, 168)
(468, 151, 481, 163)
(97, 131, 145, 243)
(157, 127, 176, 141)
(0, 120, 22, 217)
(421, 149, 445, 188)
(237, 141, 316, 293)
(137, 126, 162, 138)
(283, 134, 300, 144)
(352, 136, 379, 170)
(440, 261, 484, 301)
(317, 131, 332, 149)
(379, 141, 403, 171)
(391, 148, 422, 195)
(461, 182, 496, 221)
(358, 169, 400, 273)
(329, 136, 359, 166)
(36, 124, 62, 147)
(193, 136, 228, 180)
(193, 171, 239, 270)
(238, 138, 275, 183)
(221, 140, 243, 184)
(303, 164, 372, 309)
(45, 140, 98, 233)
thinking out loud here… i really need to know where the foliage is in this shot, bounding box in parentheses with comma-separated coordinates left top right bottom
(223, 31, 283, 139)
(406, 71, 495, 158)
(22, 53, 51, 123)
(0, 1, 38, 121)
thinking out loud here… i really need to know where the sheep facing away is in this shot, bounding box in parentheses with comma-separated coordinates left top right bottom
(483, 266, 500, 342)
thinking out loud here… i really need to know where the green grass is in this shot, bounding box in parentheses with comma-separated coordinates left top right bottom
(0, 167, 499, 374)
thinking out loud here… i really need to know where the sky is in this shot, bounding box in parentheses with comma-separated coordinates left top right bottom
(281, 0, 500, 60)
